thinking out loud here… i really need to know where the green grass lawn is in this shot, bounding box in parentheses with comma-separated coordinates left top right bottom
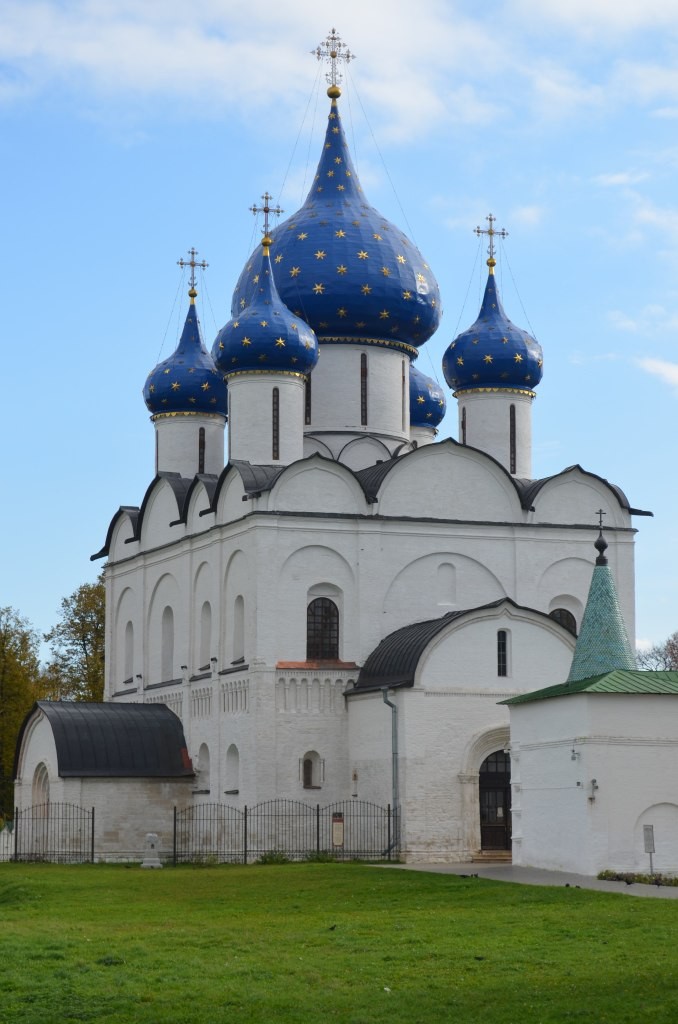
(1, 862, 677, 1024)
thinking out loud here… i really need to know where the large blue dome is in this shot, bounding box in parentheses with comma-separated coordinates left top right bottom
(143, 292, 227, 418)
(231, 91, 441, 354)
(213, 243, 319, 378)
(409, 363, 446, 428)
(442, 269, 543, 394)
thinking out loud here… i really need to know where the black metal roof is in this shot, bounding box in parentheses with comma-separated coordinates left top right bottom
(14, 702, 194, 779)
(353, 598, 569, 692)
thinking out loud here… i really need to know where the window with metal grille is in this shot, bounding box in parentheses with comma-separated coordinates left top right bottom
(272, 387, 280, 460)
(497, 629, 508, 677)
(306, 598, 339, 660)
(360, 353, 368, 425)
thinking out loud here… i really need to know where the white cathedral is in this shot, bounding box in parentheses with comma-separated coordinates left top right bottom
(14, 35, 658, 866)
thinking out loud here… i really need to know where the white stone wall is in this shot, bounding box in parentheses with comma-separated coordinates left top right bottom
(510, 693, 678, 875)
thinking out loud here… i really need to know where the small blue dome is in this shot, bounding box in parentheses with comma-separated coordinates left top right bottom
(143, 294, 227, 417)
(410, 363, 446, 428)
(442, 270, 543, 394)
(213, 245, 318, 377)
(231, 92, 441, 354)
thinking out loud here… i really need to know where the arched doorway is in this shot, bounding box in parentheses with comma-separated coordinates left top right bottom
(479, 750, 511, 850)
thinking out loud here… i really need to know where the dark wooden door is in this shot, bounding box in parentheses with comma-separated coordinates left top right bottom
(479, 750, 511, 850)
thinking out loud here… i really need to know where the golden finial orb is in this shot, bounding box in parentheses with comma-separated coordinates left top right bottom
(327, 84, 341, 99)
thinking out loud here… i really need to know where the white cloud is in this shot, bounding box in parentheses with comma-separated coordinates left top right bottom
(593, 171, 649, 187)
(509, 205, 545, 227)
(509, 0, 678, 34)
(609, 305, 678, 334)
(651, 106, 678, 119)
(636, 357, 678, 389)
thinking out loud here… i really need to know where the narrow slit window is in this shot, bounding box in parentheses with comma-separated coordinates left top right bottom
(360, 353, 368, 426)
(304, 376, 312, 426)
(272, 387, 280, 461)
(198, 427, 205, 474)
(461, 406, 467, 445)
(401, 360, 406, 431)
(497, 630, 508, 677)
(509, 404, 516, 474)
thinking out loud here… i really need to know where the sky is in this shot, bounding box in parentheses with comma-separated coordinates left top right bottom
(2, 0, 678, 654)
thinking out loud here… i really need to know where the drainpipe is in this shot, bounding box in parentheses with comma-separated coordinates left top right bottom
(382, 688, 399, 811)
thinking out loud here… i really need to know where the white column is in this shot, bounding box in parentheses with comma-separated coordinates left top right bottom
(153, 414, 225, 477)
(457, 390, 534, 478)
(227, 373, 305, 466)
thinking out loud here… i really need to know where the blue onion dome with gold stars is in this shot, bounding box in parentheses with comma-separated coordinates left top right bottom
(409, 363, 446, 428)
(231, 92, 441, 355)
(213, 234, 319, 378)
(443, 233, 543, 395)
(143, 284, 227, 418)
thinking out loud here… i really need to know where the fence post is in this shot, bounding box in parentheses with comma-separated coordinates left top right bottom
(316, 804, 320, 853)
(91, 807, 95, 863)
(13, 807, 19, 863)
(172, 807, 177, 866)
(243, 805, 248, 865)
(387, 804, 392, 861)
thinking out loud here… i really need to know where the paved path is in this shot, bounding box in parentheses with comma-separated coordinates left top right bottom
(378, 861, 678, 899)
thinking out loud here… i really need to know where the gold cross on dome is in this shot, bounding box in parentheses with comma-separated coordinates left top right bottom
(474, 214, 508, 268)
(250, 192, 283, 238)
(312, 28, 355, 87)
(177, 248, 208, 290)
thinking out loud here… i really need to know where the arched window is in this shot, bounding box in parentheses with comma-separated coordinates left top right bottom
(302, 750, 323, 789)
(225, 744, 240, 795)
(161, 605, 174, 681)
(197, 743, 210, 793)
(199, 601, 212, 670)
(307, 598, 339, 660)
(124, 620, 134, 681)
(32, 762, 50, 806)
(549, 608, 577, 636)
(233, 595, 245, 663)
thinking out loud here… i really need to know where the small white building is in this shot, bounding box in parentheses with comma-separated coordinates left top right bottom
(505, 532, 678, 876)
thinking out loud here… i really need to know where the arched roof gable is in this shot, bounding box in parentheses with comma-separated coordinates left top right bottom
(136, 472, 191, 546)
(91, 506, 139, 561)
(268, 453, 368, 513)
(353, 599, 573, 692)
(521, 465, 651, 517)
(14, 702, 193, 779)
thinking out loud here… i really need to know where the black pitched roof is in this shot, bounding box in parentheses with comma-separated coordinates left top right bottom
(14, 702, 194, 779)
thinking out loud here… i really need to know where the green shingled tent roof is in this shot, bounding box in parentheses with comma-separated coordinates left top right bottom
(501, 669, 678, 705)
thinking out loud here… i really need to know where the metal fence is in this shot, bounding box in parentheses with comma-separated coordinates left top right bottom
(13, 803, 95, 863)
(174, 799, 399, 864)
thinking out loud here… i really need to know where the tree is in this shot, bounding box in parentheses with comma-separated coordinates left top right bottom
(636, 632, 678, 671)
(43, 572, 106, 702)
(0, 607, 40, 816)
